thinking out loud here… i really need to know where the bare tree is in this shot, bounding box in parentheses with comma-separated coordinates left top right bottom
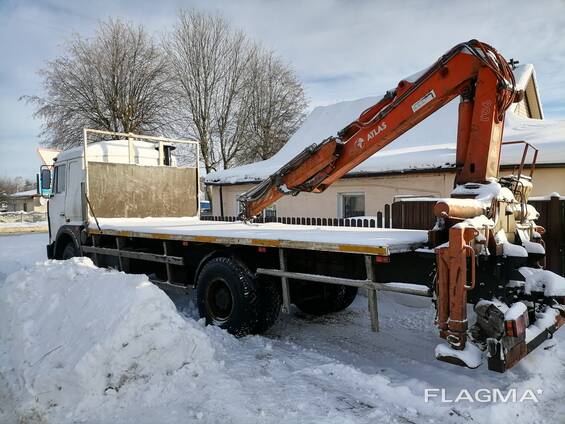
(166, 10, 308, 177)
(165, 10, 253, 174)
(237, 49, 307, 164)
(24, 18, 172, 149)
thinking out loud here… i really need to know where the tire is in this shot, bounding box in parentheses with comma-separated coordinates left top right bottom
(61, 242, 79, 260)
(196, 257, 280, 336)
(253, 277, 282, 334)
(293, 283, 358, 316)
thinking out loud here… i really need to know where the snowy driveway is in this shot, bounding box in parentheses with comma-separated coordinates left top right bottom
(1, 233, 564, 423)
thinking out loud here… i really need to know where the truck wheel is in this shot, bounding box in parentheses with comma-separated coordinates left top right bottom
(253, 277, 282, 334)
(294, 284, 358, 316)
(196, 257, 280, 336)
(61, 242, 79, 260)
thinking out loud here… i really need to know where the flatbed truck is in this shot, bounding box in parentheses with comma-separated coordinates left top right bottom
(40, 40, 565, 372)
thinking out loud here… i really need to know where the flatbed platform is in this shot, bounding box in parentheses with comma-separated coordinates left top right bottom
(89, 217, 428, 256)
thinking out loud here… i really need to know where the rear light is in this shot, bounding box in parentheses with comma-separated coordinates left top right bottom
(375, 256, 390, 263)
(505, 312, 529, 338)
(257, 246, 268, 253)
(534, 226, 546, 236)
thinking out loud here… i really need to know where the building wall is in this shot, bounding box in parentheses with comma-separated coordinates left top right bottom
(6, 196, 47, 213)
(211, 172, 453, 218)
(209, 167, 565, 218)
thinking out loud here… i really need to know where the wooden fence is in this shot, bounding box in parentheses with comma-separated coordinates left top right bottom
(391, 195, 565, 276)
(530, 195, 565, 276)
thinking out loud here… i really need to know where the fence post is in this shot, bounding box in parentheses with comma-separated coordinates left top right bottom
(548, 193, 563, 275)
(391, 202, 401, 228)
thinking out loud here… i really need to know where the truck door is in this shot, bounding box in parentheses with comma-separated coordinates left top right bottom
(48, 163, 67, 242)
(64, 160, 83, 224)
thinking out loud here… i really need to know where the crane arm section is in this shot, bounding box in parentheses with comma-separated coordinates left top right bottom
(239, 40, 521, 220)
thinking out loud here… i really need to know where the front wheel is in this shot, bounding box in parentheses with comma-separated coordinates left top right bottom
(61, 242, 79, 260)
(196, 257, 280, 336)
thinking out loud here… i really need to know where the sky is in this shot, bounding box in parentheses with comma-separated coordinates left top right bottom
(1, 0, 564, 178)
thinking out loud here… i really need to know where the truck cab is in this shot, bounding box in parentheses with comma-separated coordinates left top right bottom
(40, 132, 198, 260)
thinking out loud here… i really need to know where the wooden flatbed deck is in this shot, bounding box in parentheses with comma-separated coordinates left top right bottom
(88, 218, 429, 256)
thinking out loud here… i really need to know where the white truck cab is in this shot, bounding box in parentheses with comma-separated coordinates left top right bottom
(40, 131, 196, 259)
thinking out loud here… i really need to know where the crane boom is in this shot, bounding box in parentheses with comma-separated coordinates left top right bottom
(238, 40, 520, 220)
(231, 40, 565, 372)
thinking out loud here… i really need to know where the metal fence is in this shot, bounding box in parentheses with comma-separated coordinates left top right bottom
(391, 195, 565, 276)
(201, 204, 393, 228)
(0, 211, 47, 224)
(530, 195, 565, 276)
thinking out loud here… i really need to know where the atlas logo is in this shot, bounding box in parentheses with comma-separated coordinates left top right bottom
(367, 122, 387, 141)
(480, 100, 493, 122)
(355, 137, 365, 148)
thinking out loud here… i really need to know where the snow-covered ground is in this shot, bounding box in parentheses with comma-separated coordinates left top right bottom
(0, 221, 48, 234)
(1, 234, 565, 423)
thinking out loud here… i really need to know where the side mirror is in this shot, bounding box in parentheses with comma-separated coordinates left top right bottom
(39, 166, 52, 197)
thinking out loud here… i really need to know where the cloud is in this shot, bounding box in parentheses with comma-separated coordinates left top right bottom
(1, 0, 564, 177)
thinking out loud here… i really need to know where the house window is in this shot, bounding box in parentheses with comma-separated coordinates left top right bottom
(236, 194, 277, 220)
(338, 193, 365, 218)
(263, 204, 277, 220)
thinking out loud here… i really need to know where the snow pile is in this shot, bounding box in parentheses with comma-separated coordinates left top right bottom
(452, 214, 494, 230)
(504, 302, 528, 321)
(519, 267, 565, 296)
(0, 255, 442, 423)
(522, 239, 546, 255)
(452, 180, 515, 205)
(435, 342, 483, 369)
(495, 230, 528, 258)
(0, 257, 222, 422)
(526, 308, 560, 343)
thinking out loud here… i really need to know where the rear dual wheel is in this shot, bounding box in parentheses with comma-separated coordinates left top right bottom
(196, 257, 281, 336)
(293, 283, 358, 316)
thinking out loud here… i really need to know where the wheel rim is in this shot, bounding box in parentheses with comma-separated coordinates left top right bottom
(206, 279, 234, 323)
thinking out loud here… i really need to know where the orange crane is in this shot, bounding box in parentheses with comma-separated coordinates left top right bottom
(239, 40, 565, 371)
(238, 40, 518, 218)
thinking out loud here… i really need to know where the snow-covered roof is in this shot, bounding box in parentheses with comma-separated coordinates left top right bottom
(206, 65, 562, 185)
(7, 189, 38, 198)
